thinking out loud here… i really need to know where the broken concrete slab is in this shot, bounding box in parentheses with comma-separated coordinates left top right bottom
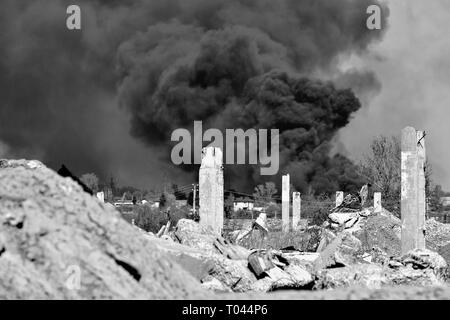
(248, 251, 276, 277)
(201, 276, 232, 293)
(249, 265, 313, 292)
(329, 211, 360, 228)
(314, 231, 363, 270)
(401, 248, 448, 280)
(175, 219, 250, 260)
(208, 256, 257, 292)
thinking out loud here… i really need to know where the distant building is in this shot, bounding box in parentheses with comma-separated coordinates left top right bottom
(150, 201, 160, 208)
(233, 197, 254, 212)
(113, 200, 134, 206)
(440, 197, 450, 207)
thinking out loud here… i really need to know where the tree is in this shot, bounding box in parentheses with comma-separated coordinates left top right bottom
(109, 176, 116, 197)
(224, 193, 235, 219)
(80, 173, 99, 193)
(253, 182, 277, 206)
(160, 191, 176, 208)
(132, 190, 143, 203)
(359, 135, 432, 217)
(359, 136, 401, 198)
(429, 185, 444, 212)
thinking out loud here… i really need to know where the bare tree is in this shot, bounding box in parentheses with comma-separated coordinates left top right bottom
(359, 135, 432, 217)
(359, 136, 401, 198)
(80, 173, 99, 193)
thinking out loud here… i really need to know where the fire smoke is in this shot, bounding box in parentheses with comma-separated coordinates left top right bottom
(0, 0, 389, 194)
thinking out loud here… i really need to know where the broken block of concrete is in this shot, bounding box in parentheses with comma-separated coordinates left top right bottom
(314, 231, 363, 270)
(248, 251, 276, 277)
(335, 191, 344, 207)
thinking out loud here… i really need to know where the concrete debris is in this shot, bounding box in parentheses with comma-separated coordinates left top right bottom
(201, 276, 232, 293)
(315, 260, 447, 290)
(207, 255, 257, 292)
(2, 159, 450, 298)
(248, 251, 276, 277)
(175, 219, 251, 261)
(359, 184, 370, 207)
(438, 243, 450, 266)
(245, 247, 316, 292)
(314, 231, 363, 270)
(331, 194, 362, 213)
(250, 265, 313, 292)
(0, 160, 206, 299)
(315, 264, 387, 290)
(425, 218, 450, 250)
(214, 237, 250, 260)
(355, 214, 402, 258)
(401, 248, 448, 280)
(235, 212, 269, 244)
(329, 211, 360, 229)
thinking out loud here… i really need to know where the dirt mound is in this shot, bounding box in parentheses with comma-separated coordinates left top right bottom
(0, 160, 206, 299)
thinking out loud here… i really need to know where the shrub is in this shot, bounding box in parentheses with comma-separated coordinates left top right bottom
(135, 204, 167, 233)
(135, 204, 192, 233)
(167, 205, 191, 227)
(265, 203, 281, 218)
(230, 209, 255, 219)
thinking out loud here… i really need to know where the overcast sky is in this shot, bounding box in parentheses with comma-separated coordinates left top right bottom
(340, 0, 450, 190)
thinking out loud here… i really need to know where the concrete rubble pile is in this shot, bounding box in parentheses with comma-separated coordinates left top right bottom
(1, 159, 450, 299)
(155, 206, 450, 293)
(0, 160, 207, 299)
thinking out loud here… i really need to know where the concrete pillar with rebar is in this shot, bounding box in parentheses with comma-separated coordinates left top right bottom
(401, 127, 426, 254)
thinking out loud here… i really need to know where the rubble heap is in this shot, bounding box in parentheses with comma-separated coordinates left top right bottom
(1, 159, 449, 299)
(0, 160, 206, 299)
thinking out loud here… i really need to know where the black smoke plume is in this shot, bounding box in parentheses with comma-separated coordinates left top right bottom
(0, 0, 389, 194)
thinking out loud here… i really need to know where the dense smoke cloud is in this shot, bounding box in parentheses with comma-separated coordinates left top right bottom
(115, 0, 389, 193)
(0, 0, 389, 193)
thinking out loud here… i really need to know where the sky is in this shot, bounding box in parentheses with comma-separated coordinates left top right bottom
(339, 0, 450, 190)
(1, 0, 450, 192)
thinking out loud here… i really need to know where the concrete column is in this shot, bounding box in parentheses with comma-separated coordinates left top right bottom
(282, 174, 290, 233)
(401, 127, 425, 254)
(416, 130, 426, 249)
(374, 192, 382, 213)
(292, 192, 301, 231)
(335, 191, 344, 207)
(199, 147, 224, 235)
